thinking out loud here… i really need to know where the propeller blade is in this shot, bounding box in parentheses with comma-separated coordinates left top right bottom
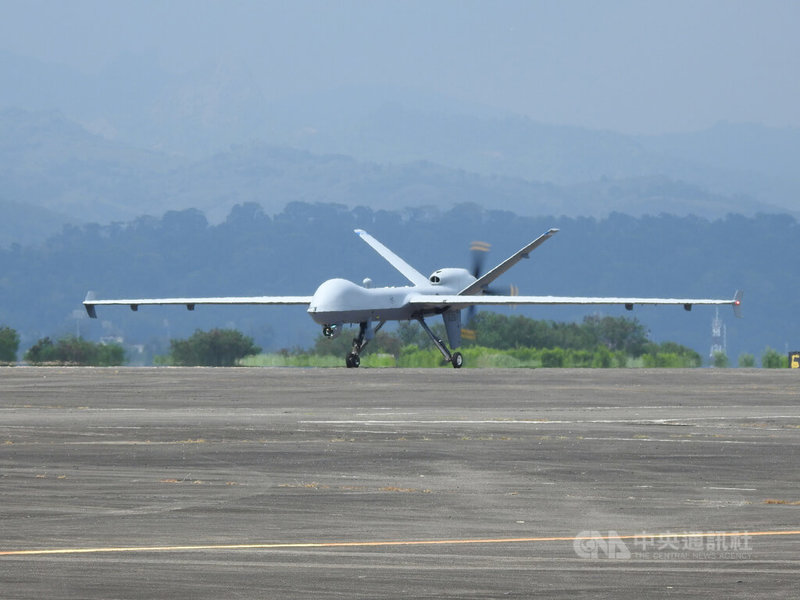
(470, 241, 491, 278)
(461, 304, 478, 341)
(464, 240, 500, 340)
(484, 283, 520, 296)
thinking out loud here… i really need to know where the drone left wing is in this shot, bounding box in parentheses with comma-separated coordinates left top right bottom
(83, 292, 312, 319)
(409, 290, 743, 317)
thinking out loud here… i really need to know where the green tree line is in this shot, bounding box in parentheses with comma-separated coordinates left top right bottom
(23, 335, 125, 366)
(155, 329, 261, 367)
(0, 325, 20, 363)
(0, 321, 795, 368)
(244, 314, 788, 369)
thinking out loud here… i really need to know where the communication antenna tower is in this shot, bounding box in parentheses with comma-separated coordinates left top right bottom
(710, 307, 726, 358)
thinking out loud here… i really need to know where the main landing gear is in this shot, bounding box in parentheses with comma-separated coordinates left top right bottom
(336, 317, 463, 369)
(416, 316, 463, 369)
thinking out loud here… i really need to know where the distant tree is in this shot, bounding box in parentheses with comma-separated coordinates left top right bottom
(583, 315, 650, 356)
(761, 347, 788, 369)
(24, 336, 124, 366)
(0, 325, 20, 362)
(24, 337, 57, 364)
(55, 336, 99, 365)
(643, 341, 702, 367)
(169, 329, 261, 366)
(592, 345, 613, 368)
(393, 321, 449, 349)
(466, 313, 650, 354)
(711, 351, 730, 368)
(540, 348, 565, 367)
(738, 353, 756, 368)
(396, 321, 432, 348)
(371, 331, 403, 357)
(96, 343, 126, 366)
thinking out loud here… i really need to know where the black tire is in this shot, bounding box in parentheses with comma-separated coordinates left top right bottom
(451, 352, 463, 369)
(346, 353, 360, 368)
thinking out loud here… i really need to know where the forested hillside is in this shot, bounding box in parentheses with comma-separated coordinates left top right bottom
(0, 203, 794, 363)
(2, 109, 793, 249)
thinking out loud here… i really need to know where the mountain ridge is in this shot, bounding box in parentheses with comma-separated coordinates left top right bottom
(1, 108, 788, 246)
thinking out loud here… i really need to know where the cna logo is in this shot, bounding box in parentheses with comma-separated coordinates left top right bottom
(573, 531, 631, 559)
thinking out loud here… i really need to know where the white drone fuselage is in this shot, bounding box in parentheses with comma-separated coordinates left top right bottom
(308, 268, 475, 328)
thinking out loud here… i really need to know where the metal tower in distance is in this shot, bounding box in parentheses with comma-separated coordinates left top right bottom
(710, 307, 726, 359)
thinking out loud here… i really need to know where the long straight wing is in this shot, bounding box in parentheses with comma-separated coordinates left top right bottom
(83, 293, 312, 318)
(354, 229, 429, 287)
(459, 228, 559, 295)
(409, 290, 743, 316)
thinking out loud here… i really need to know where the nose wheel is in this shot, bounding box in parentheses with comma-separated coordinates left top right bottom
(345, 353, 360, 368)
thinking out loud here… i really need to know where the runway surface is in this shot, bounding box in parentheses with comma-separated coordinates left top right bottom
(1, 367, 799, 598)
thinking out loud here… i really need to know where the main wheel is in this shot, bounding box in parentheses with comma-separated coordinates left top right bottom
(451, 352, 463, 369)
(346, 353, 360, 368)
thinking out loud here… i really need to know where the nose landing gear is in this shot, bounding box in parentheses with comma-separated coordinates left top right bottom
(344, 320, 385, 368)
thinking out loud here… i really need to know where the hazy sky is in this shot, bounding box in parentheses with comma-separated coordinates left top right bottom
(2, 0, 798, 133)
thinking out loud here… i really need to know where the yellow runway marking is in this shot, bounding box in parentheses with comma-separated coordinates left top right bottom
(2, 530, 799, 557)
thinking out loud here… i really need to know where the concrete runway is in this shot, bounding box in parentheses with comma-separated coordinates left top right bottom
(1, 367, 799, 599)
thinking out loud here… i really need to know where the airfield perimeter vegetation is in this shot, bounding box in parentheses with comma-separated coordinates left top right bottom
(1, 367, 799, 599)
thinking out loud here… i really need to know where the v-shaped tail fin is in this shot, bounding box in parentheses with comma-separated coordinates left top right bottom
(459, 228, 558, 296)
(354, 229, 429, 287)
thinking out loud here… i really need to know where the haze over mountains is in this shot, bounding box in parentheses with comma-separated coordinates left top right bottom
(2, 48, 799, 247)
